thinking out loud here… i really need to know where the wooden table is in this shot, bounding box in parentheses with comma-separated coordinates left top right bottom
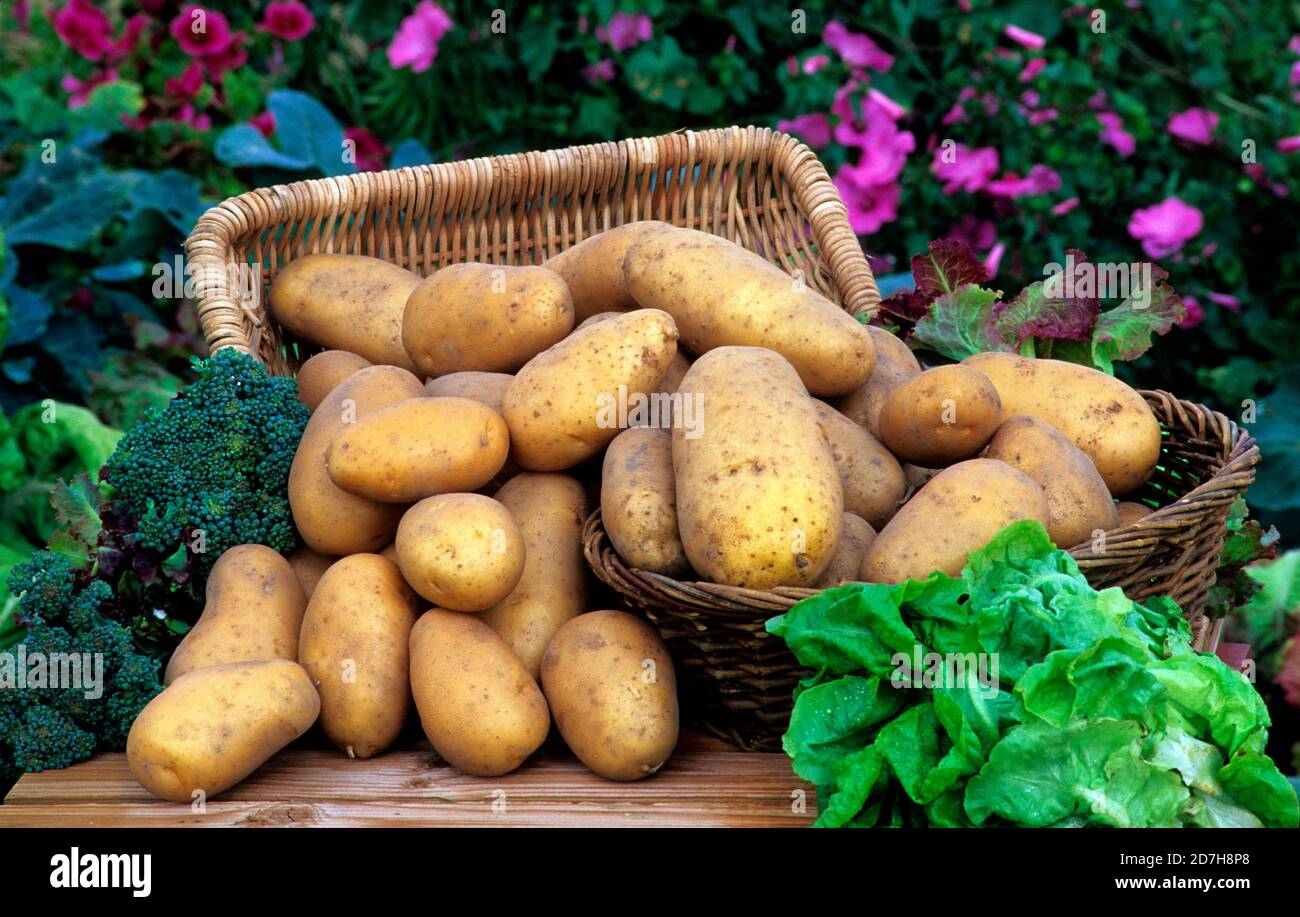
(0, 732, 814, 827)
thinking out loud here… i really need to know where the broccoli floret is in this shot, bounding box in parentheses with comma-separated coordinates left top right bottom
(102, 349, 309, 579)
(6, 705, 96, 772)
(99, 654, 162, 749)
(6, 551, 76, 628)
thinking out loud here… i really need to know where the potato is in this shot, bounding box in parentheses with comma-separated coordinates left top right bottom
(813, 400, 906, 528)
(503, 308, 678, 471)
(674, 347, 842, 588)
(296, 350, 371, 411)
(164, 545, 306, 685)
(575, 311, 627, 331)
(622, 227, 875, 396)
(862, 458, 1049, 583)
(286, 545, 335, 599)
(326, 396, 509, 502)
(814, 513, 875, 587)
(1116, 501, 1152, 527)
(289, 365, 423, 554)
(268, 254, 419, 371)
(878, 364, 1003, 467)
(127, 659, 319, 802)
(480, 473, 589, 677)
(540, 611, 678, 781)
(423, 371, 514, 413)
(600, 427, 689, 575)
(963, 352, 1161, 495)
(409, 609, 550, 776)
(402, 263, 574, 377)
(573, 310, 691, 395)
(297, 554, 417, 759)
(395, 494, 525, 611)
(543, 221, 675, 320)
(984, 416, 1119, 548)
(834, 326, 923, 438)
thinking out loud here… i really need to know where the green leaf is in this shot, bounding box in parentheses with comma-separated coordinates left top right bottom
(214, 125, 312, 171)
(1089, 272, 1187, 373)
(268, 90, 350, 176)
(1217, 753, 1300, 828)
(910, 284, 1009, 361)
(767, 582, 921, 678)
(46, 474, 105, 567)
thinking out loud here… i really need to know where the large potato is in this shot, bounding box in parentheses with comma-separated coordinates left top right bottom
(164, 545, 306, 685)
(395, 494, 525, 611)
(289, 365, 423, 554)
(298, 554, 417, 759)
(674, 347, 843, 588)
(268, 254, 419, 371)
(409, 609, 550, 777)
(878, 364, 1003, 467)
(622, 227, 875, 396)
(480, 473, 589, 677)
(423, 371, 513, 412)
(813, 400, 906, 528)
(402, 263, 574, 377)
(127, 660, 320, 802)
(540, 611, 678, 781)
(543, 221, 675, 320)
(286, 545, 335, 599)
(503, 308, 678, 471)
(862, 458, 1049, 583)
(296, 350, 371, 411)
(600, 427, 689, 575)
(984, 415, 1119, 548)
(962, 353, 1161, 495)
(835, 326, 922, 438)
(575, 311, 691, 395)
(816, 513, 875, 587)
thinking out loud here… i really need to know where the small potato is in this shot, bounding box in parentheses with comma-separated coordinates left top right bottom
(878, 364, 1003, 467)
(402, 263, 574, 377)
(298, 554, 417, 759)
(834, 326, 922, 438)
(289, 365, 424, 554)
(164, 545, 306, 685)
(423, 371, 514, 413)
(268, 254, 420, 371)
(327, 397, 509, 503)
(296, 350, 371, 411)
(409, 609, 550, 777)
(813, 400, 906, 529)
(480, 473, 589, 677)
(127, 660, 320, 802)
(815, 513, 876, 587)
(503, 308, 679, 471)
(1115, 501, 1152, 527)
(862, 459, 1049, 583)
(286, 545, 335, 599)
(396, 494, 525, 611)
(984, 415, 1119, 548)
(543, 221, 675, 320)
(541, 611, 678, 781)
(600, 427, 689, 576)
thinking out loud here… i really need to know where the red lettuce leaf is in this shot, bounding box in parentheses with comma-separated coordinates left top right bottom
(991, 249, 1100, 347)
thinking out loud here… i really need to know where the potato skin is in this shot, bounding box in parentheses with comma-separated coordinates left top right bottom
(297, 554, 417, 759)
(326, 396, 509, 503)
(423, 371, 514, 413)
(286, 545, 335, 599)
(834, 326, 922, 438)
(480, 473, 589, 677)
(622, 227, 875, 396)
(1115, 501, 1151, 527)
(289, 365, 424, 554)
(878, 364, 1003, 467)
(296, 350, 371, 411)
(396, 494, 525, 611)
(503, 308, 679, 471)
(962, 352, 1161, 495)
(269, 254, 420, 371)
(402, 263, 574, 377)
(813, 400, 906, 529)
(600, 427, 689, 575)
(674, 346, 843, 588)
(984, 416, 1119, 548)
(164, 545, 306, 685)
(408, 609, 550, 777)
(543, 221, 675, 320)
(540, 611, 678, 782)
(815, 513, 875, 587)
(862, 458, 1049, 583)
(127, 660, 320, 802)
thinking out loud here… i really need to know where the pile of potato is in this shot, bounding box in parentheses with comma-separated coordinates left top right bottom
(126, 221, 1164, 802)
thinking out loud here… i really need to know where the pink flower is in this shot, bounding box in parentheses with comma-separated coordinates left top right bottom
(1127, 197, 1203, 258)
(175, 102, 212, 132)
(941, 103, 966, 126)
(388, 1, 453, 73)
(170, 6, 234, 57)
(985, 164, 1061, 198)
(1028, 108, 1058, 125)
(582, 59, 615, 83)
(1278, 136, 1300, 154)
(1207, 292, 1241, 312)
(1179, 296, 1203, 329)
(835, 171, 901, 234)
(1004, 24, 1045, 50)
(249, 111, 277, 138)
(802, 54, 830, 75)
(834, 96, 915, 184)
(260, 1, 316, 41)
(1289, 35, 1300, 54)
(345, 127, 390, 172)
(1052, 196, 1080, 216)
(165, 60, 205, 99)
(598, 12, 651, 51)
(823, 21, 893, 71)
(1290, 61, 1300, 86)
(12, 0, 30, 31)
(1087, 89, 1108, 110)
(1019, 57, 1046, 81)
(867, 88, 906, 120)
(108, 14, 150, 62)
(831, 80, 858, 121)
(200, 30, 247, 80)
(983, 242, 1006, 277)
(1167, 108, 1218, 145)
(778, 113, 832, 148)
(53, 0, 114, 60)
(1097, 111, 1135, 157)
(62, 68, 118, 108)
(931, 144, 999, 193)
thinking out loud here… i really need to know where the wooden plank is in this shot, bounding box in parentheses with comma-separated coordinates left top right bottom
(0, 732, 814, 827)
